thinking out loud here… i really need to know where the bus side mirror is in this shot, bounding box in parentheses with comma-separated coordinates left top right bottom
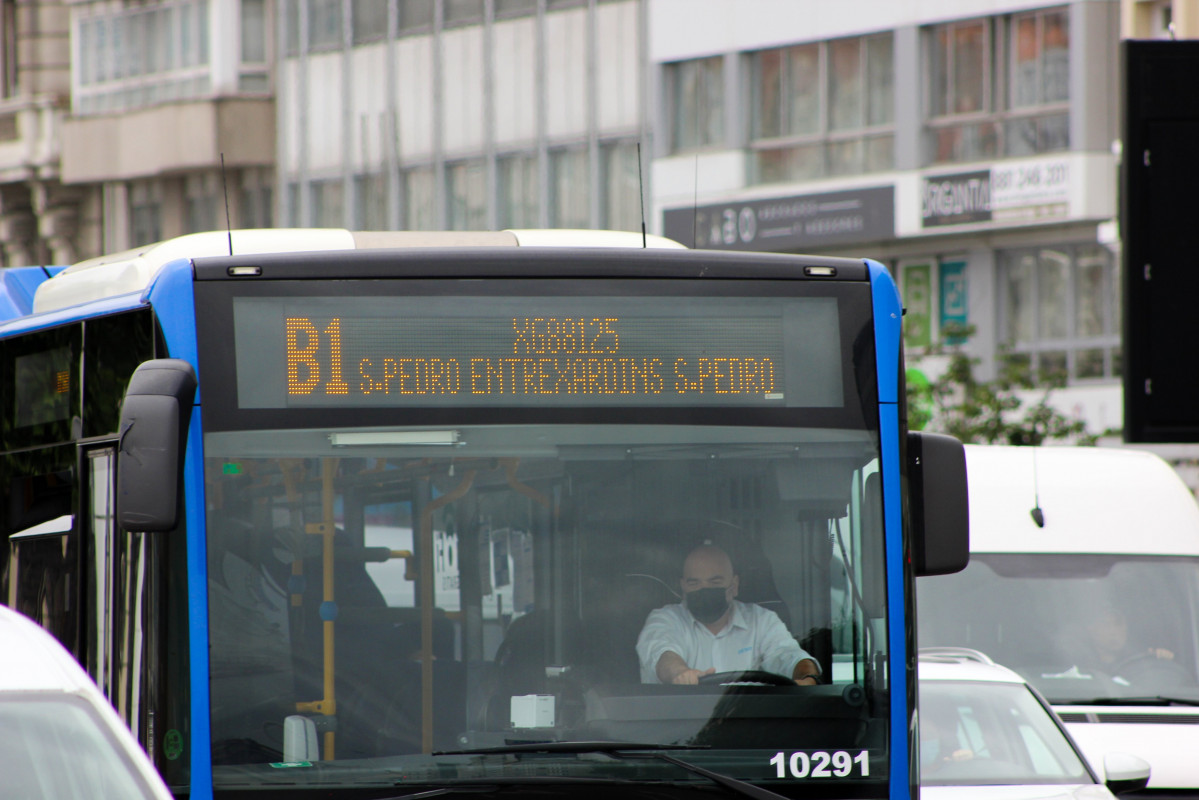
(117, 359, 197, 532)
(908, 431, 969, 576)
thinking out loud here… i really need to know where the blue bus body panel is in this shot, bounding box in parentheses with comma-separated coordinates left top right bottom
(868, 260, 901, 406)
(0, 290, 146, 336)
(181, 400, 213, 799)
(146, 258, 203, 405)
(0, 266, 64, 322)
(144, 258, 212, 797)
(867, 260, 909, 798)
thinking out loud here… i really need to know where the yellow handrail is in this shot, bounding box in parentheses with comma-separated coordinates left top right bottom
(293, 458, 339, 761)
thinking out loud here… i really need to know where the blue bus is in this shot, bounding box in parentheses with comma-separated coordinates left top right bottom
(0, 229, 967, 800)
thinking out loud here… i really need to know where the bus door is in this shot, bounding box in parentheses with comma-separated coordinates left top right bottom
(81, 443, 163, 759)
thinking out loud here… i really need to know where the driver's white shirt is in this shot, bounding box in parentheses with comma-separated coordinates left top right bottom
(635, 599, 815, 683)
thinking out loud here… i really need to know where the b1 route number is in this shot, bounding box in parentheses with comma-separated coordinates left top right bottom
(769, 750, 870, 779)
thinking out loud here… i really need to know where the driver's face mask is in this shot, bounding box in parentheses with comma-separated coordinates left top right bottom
(685, 586, 730, 624)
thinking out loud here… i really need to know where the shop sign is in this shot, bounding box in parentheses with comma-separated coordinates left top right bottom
(901, 264, 932, 349)
(939, 260, 968, 343)
(922, 170, 991, 227)
(663, 186, 894, 252)
(921, 157, 1070, 228)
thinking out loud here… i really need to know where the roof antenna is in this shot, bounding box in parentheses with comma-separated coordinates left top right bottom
(220, 153, 233, 256)
(636, 141, 647, 248)
(1030, 449, 1045, 528)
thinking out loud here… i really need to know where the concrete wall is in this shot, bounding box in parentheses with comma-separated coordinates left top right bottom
(61, 98, 275, 183)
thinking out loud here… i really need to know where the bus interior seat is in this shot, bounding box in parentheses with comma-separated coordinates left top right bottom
(698, 528, 794, 632)
(290, 538, 469, 756)
(345, 612, 465, 756)
(583, 570, 679, 684)
(482, 531, 678, 722)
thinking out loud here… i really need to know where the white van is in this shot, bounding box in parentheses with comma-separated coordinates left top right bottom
(0, 604, 174, 799)
(917, 445, 1199, 793)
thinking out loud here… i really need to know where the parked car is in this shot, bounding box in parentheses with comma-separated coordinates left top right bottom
(919, 647, 1149, 799)
(0, 604, 174, 799)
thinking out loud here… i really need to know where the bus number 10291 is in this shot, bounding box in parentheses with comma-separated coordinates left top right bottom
(769, 750, 870, 779)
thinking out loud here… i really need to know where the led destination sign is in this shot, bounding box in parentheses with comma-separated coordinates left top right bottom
(233, 296, 844, 408)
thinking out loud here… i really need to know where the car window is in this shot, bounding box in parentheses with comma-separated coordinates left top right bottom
(0, 696, 163, 799)
(919, 680, 1092, 786)
(918, 555, 1199, 703)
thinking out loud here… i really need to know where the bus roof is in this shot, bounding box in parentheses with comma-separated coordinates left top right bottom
(30, 228, 686, 315)
(964, 444, 1199, 556)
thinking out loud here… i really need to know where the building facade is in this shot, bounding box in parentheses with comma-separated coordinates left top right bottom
(0, 0, 74, 265)
(58, 0, 275, 259)
(649, 0, 1126, 436)
(2, 0, 1195, 444)
(275, 0, 648, 233)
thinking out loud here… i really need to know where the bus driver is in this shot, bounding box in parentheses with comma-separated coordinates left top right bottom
(636, 544, 821, 686)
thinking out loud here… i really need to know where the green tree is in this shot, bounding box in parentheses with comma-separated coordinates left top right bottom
(906, 324, 1099, 446)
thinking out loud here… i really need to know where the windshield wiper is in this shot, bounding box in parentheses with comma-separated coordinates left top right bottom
(375, 785, 510, 800)
(1061, 696, 1199, 707)
(433, 741, 792, 800)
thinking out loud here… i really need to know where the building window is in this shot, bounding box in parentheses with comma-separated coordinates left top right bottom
(550, 147, 589, 228)
(998, 244, 1120, 382)
(446, 160, 486, 230)
(239, 0, 270, 90)
(130, 182, 163, 247)
(285, 182, 300, 225)
(404, 166, 436, 230)
(184, 174, 218, 233)
(495, 0, 537, 19)
(927, 9, 1070, 164)
(308, 0, 342, 51)
(241, 184, 273, 228)
(602, 141, 642, 233)
(2, 0, 17, 98)
(241, 0, 267, 61)
(239, 167, 273, 229)
(445, 0, 484, 27)
(355, 173, 388, 230)
(749, 33, 894, 184)
(73, 1, 215, 116)
(399, 0, 435, 33)
(353, 0, 389, 44)
(668, 56, 723, 153)
(283, 2, 300, 57)
(497, 152, 539, 229)
(311, 178, 344, 227)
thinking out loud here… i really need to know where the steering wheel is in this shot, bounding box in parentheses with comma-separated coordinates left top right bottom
(1111, 652, 1193, 688)
(697, 670, 796, 686)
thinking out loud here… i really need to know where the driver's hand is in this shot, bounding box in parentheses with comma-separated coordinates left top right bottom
(794, 675, 818, 686)
(1150, 647, 1175, 660)
(671, 667, 715, 685)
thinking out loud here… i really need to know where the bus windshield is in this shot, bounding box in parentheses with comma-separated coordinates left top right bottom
(197, 273, 891, 793)
(204, 424, 886, 791)
(918, 554, 1199, 704)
